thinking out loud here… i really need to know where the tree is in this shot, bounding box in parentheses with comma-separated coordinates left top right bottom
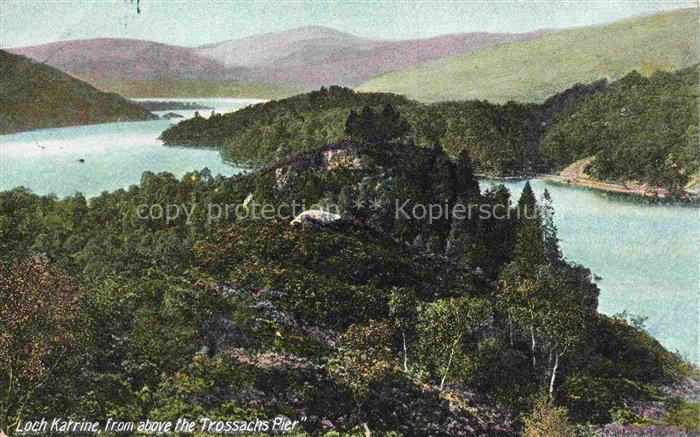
(388, 288, 418, 373)
(498, 262, 541, 368)
(444, 197, 481, 271)
(413, 106, 446, 148)
(345, 104, 409, 143)
(523, 397, 576, 437)
(454, 149, 480, 201)
(499, 183, 547, 369)
(329, 322, 398, 435)
(377, 103, 410, 143)
(345, 109, 360, 141)
(499, 263, 589, 392)
(417, 297, 491, 390)
(431, 144, 457, 206)
(513, 182, 546, 269)
(477, 184, 515, 277)
(539, 67, 698, 190)
(345, 106, 377, 142)
(539, 189, 562, 264)
(535, 268, 589, 396)
(0, 257, 79, 431)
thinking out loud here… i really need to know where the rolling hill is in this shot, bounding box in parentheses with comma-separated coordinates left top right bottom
(357, 8, 699, 102)
(8, 27, 552, 95)
(0, 50, 156, 134)
(7, 38, 297, 99)
(8, 38, 244, 81)
(195, 26, 386, 68)
(196, 25, 553, 88)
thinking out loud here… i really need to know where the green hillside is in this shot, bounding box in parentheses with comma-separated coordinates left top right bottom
(541, 65, 698, 190)
(160, 86, 416, 165)
(2, 141, 696, 434)
(357, 8, 699, 103)
(0, 51, 156, 134)
(76, 75, 302, 100)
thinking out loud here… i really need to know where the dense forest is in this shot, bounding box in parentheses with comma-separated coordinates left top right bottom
(1, 138, 697, 435)
(159, 86, 415, 165)
(159, 86, 536, 174)
(161, 66, 698, 191)
(540, 66, 699, 191)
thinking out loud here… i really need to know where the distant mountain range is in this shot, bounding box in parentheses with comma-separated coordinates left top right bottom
(194, 26, 552, 87)
(6, 8, 698, 102)
(9, 38, 247, 81)
(0, 50, 155, 134)
(358, 8, 699, 102)
(8, 26, 552, 93)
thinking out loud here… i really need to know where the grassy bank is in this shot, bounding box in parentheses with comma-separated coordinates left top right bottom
(75, 76, 303, 100)
(358, 8, 698, 102)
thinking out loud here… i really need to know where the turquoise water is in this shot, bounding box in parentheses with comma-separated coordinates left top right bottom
(0, 98, 261, 198)
(481, 179, 699, 364)
(0, 102, 696, 363)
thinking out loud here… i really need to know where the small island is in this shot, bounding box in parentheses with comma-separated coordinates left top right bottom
(160, 112, 184, 119)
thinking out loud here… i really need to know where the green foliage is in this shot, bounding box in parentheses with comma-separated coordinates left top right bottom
(423, 100, 531, 174)
(0, 136, 695, 434)
(388, 288, 419, 373)
(329, 322, 398, 407)
(523, 398, 576, 437)
(0, 50, 155, 134)
(417, 297, 492, 389)
(498, 261, 596, 398)
(358, 8, 699, 103)
(538, 189, 562, 264)
(559, 313, 695, 424)
(664, 399, 700, 431)
(161, 86, 414, 165)
(161, 86, 541, 175)
(148, 355, 261, 421)
(590, 314, 693, 383)
(560, 373, 646, 424)
(162, 61, 697, 190)
(0, 257, 80, 430)
(345, 104, 410, 143)
(540, 66, 699, 189)
(512, 182, 546, 270)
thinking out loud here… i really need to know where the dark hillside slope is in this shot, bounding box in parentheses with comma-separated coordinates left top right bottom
(0, 50, 156, 134)
(518, 80, 609, 172)
(540, 65, 699, 189)
(9, 38, 244, 81)
(160, 86, 415, 164)
(0, 139, 695, 434)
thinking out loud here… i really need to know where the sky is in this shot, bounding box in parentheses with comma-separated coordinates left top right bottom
(0, 0, 695, 48)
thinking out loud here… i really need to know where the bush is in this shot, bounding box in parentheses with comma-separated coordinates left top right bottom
(523, 398, 576, 437)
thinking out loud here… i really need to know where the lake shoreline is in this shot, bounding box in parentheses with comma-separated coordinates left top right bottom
(478, 174, 700, 204)
(477, 178, 699, 363)
(0, 98, 254, 199)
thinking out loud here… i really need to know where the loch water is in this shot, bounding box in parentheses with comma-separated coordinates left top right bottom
(1, 98, 697, 363)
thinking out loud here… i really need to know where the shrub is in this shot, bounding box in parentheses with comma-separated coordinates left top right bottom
(524, 398, 576, 437)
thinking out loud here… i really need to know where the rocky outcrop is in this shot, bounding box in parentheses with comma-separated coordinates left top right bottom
(290, 210, 342, 225)
(321, 148, 363, 171)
